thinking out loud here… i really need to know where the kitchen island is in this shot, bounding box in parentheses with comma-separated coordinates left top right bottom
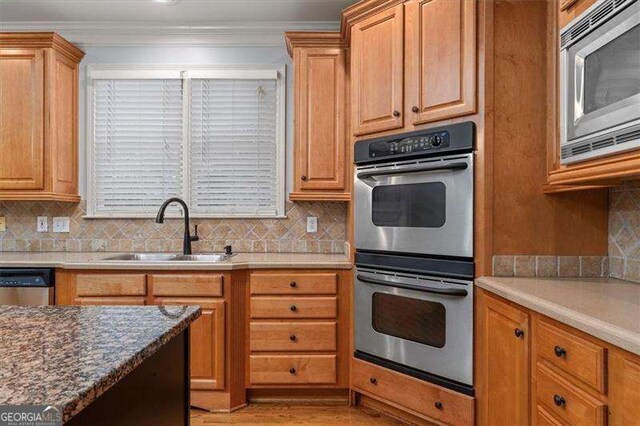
(0, 305, 200, 425)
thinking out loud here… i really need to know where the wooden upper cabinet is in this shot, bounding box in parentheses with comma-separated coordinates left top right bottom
(286, 32, 349, 201)
(351, 4, 404, 136)
(405, 0, 476, 125)
(0, 33, 84, 201)
(0, 48, 44, 190)
(478, 290, 530, 426)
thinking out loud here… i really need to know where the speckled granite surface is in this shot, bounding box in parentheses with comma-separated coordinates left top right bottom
(0, 305, 200, 422)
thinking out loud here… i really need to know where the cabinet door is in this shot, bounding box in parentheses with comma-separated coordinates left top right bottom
(294, 47, 346, 193)
(479, 292, 530, 426)
(157, 298, 225, 391)
(405, 0, 476, 125)
(608, 351, 640, 426)
(351, 4, 404, 136)
(0, 49, 45, 190)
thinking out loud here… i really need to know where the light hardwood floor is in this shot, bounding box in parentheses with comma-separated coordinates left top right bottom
(190, 403, 404, 425)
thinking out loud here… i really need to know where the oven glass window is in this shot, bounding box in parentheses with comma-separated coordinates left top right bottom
(584, 24, 640, 115)
(371, 182, 446, 227)
(372, 292, 446, 348)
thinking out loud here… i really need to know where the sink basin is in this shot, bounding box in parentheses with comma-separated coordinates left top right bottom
(103, 253, 234, 262)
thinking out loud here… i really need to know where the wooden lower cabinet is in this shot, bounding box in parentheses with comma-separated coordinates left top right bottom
(478, 289, 640, 426)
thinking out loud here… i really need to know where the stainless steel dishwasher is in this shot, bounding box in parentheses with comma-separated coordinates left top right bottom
(0, 268, 54, 305)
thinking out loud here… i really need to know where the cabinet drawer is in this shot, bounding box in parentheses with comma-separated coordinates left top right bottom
(536, 406, 564, 426)
(149, 274, 223, 297)
(536, 318, 606, 393)
(536, 362, 606, 426)
(74, 297, 146, 305)
(352, 358, 474, 425)
(251, 297, 337, 319)
(75, 274, 146, 296)
(250, 354, 336, 385)
(250, 321, 336, 352)
(250, 273, 337, 295)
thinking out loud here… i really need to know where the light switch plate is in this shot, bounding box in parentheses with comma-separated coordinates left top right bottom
(0, 216, 5, 232)
(306, 216, 318, 233)
(37, 216, 48, 232)
(52, 217, 70, 233)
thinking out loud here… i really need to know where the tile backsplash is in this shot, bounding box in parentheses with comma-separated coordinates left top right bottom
(609, 180, 640, 282)
(0, 200, 347, 254)
(492, 255, 610, 278)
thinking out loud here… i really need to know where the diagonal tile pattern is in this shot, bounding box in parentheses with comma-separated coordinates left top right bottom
(0, 200, 347, 254)
(609, 180, 640, 283)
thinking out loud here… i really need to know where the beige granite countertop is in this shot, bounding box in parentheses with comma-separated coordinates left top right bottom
(476, 276, 640, 356)
(0, 251, 352, 270)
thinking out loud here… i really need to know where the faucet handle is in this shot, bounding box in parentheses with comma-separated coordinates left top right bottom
(224, 245, 233, 255)
(191, 224, 200, 242)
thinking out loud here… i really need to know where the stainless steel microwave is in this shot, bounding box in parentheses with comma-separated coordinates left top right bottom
(560, 0, 640, 164)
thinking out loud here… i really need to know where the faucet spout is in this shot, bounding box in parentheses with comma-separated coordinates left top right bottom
(156, 197, 197, 255)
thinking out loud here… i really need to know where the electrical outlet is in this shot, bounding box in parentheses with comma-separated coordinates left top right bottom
(52, 217, 70, 233)
(306, 216, 318, 233)
(37, 216, 48, 232)
(0, 216, 5, 232)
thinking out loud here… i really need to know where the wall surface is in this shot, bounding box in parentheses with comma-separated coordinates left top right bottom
(609, 181, 640, 282)
(0, 44, 348, 253)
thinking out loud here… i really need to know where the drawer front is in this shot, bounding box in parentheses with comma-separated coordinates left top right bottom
(250, 354, 336, 385)
(352, 358, 474, 425)
(536, 363, 606, 426)
(536, 318, 606, 393)
(251, 297, 337, 319)
(75, 297, 146, 305)
(149, 274, 223, 297)
(250, 321, 337, 352)
(75, 274, 146, 296)
(250, 273, 337, 295)
(536, 406, 564, 426)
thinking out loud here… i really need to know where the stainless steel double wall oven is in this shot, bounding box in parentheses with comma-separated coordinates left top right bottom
(353, 122, 475, 395)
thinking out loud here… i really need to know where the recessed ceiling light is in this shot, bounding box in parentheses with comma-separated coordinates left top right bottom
(151, 0, 180, 4)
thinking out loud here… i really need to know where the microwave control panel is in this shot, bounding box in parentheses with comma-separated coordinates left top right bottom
(369, 131, 450, 158)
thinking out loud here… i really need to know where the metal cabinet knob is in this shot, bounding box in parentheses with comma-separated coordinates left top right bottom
(290, 281, 297, 288)
(434, 401, 443, 410)
(290, 305, 297, 312)
(553, 394, 566, 407)
(392, 110, 401, 117)
(412, 106, 419, 113)
(554, 346, 567, 357)
(369, 377, 377, 385)
(301, 175, 308, 181)
(289, 334, 296, 341)
(289, 368, 297, 374)
(514, 328, 525, 338)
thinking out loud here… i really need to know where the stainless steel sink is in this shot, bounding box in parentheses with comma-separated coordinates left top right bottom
(103, 253, 234, 262)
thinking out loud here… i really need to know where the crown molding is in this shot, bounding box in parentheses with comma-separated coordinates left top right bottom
(0, 21, 341, 47)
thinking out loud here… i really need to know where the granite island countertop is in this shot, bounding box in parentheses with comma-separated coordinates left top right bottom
(0, 251, 352, 270)
(0, 305, 200, 422)
(476, 276, 640, 356)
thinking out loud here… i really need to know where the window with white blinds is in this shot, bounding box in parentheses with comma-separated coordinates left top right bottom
(87, 66, 285, 218)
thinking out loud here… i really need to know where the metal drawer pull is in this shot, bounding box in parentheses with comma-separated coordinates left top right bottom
(514, 328, 525, 338)
(356, 274, 468, 297)
(434, 402, 443, 410)
(357, 162, 468, 180)
(289, 368, 296, 374)
(289, 334, 296, 341)
(290, 305, 297, 312)
(554, 346, 567, 357)
(289, 281, 297, 288)
(553, 394, 566, 407)
(369, 377, 377, 385)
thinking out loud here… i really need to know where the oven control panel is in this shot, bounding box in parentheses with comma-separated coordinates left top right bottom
(354, 121, 474, 165)
(369, 131, 450, 158)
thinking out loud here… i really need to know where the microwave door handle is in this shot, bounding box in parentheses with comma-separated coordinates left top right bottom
(356, 274, 468, 297)
(356, 162, 468, 180)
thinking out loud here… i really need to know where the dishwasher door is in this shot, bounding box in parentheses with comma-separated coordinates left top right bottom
(0, 287, 54, 305)
(0, 268, 55, 305)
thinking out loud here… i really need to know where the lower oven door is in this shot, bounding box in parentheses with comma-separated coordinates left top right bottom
(354, 153, 473, 258)
(354, 268, 473, 386)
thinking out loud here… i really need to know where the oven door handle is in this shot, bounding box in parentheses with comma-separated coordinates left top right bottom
(356, 162, 468, 180)
(356, 274, 468, 297)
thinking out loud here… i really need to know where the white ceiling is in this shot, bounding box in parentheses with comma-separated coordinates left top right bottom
(0, 0, 354, 24)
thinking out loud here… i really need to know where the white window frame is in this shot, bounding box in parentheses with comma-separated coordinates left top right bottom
(86, 64, 286, 219)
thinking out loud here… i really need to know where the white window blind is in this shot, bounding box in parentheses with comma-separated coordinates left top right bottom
(190, 79, 278, 216)
(87, 66, 285, 218)
(92, 79, 183, 215)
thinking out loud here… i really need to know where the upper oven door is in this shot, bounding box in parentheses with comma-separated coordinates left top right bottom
(354, 153, 473, 258)
(354, 268, 473, 386)
(561, 0, 640, 145)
